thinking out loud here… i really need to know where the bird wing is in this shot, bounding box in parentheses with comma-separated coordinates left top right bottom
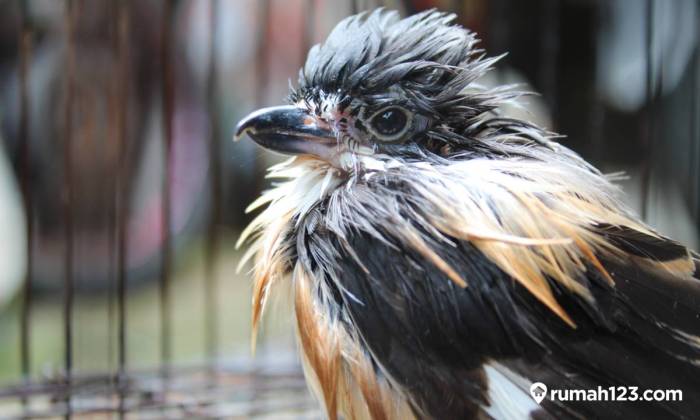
(326, 222, 700, 419)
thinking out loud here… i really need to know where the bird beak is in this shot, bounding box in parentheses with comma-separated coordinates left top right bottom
(234, 105, 336, 157)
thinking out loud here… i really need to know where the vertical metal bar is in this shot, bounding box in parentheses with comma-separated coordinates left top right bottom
(105, 0, 119, 385)
(205, 0, 221, 377)
(449, 0, 462, 15)
(250, 1, 271, 412)
(160, 0, 175, 390)
(691, 49, 698, 222)
(693, 23, 700, 225)
(540, 0, 559, 126)
(62, 0, 76, 417)
(351, 0, 359, 15)
(400, 0, 415, 15)
(106, 0, 117, 395)
(589, 0, 606, 163)
(115, 0, 130, 416)
(489, 0, 508, 56)
(301, 0, 315, 64)
(640, 0, 654, 220)
(651, 16, 664, 223)
(250, 0, 271, 232)
(18, 0, 33, 388)
(255, 0, 270, 108)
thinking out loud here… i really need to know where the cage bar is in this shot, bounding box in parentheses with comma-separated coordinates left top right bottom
(159, 0, 175, 392)
(640, 0, 656, 220)
(251, 0, 272, 362)
(17, 0, 33, 396)
(401, 0, 415, 15)
(255, 0, 271, 108)
(588, 2, 605, 164)
(62, 0, 77, 416)
(302, 0, 316, 65)
(205, 0, 222, 377)
(540, 0, 559, 125)
(692, 63, 698, 222)
(114, 0, 131, 416)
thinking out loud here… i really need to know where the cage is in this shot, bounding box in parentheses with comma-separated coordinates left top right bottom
(0, 0, 698, 418)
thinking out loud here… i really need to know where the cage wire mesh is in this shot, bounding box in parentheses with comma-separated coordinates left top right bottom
(0, 0, 698, 418)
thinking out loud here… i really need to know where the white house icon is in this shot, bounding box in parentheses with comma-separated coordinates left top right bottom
(529, 382, 548, 404)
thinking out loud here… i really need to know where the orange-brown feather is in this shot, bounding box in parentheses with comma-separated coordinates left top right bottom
(293, 263, 414, 419)
(239, 154, 696, 418)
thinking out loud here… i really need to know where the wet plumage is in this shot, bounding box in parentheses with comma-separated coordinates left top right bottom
(236, 9, 700, 420)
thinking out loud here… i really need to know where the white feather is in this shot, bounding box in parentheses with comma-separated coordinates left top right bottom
(484, 363, 540, 420)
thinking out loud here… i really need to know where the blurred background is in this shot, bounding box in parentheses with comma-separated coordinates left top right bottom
(0, 0, 697, 418)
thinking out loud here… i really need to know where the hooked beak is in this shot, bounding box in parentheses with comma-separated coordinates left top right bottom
(234, 105, 336, 157)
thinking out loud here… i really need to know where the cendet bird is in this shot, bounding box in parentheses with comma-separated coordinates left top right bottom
(235, 9, 700, 420)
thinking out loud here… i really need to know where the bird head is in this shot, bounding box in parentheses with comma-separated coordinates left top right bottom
(235, 9, 541, 171)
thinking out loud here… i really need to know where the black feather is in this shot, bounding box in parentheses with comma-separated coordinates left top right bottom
(595, 223, 689, 262)
(301, 223, 700, 419)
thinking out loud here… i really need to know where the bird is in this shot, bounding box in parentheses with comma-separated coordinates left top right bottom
(235, 9, 700, 420)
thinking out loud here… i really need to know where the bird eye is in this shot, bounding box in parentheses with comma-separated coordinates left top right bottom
(367, 106, 412, 142)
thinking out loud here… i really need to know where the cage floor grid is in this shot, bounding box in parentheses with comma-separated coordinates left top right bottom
(0, 363, 318, 419)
